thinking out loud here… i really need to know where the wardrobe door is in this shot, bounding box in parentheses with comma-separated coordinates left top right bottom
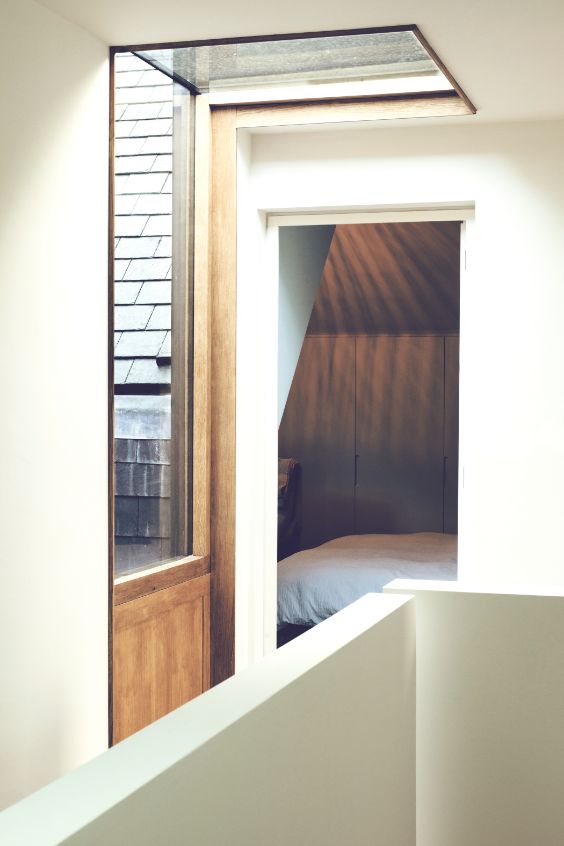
(355, 336, 444, 534)
(279, 336, 355, 551)
(444, 336, 459, 533)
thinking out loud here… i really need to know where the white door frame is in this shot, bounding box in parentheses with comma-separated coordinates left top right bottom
(235, 174, 475, 668)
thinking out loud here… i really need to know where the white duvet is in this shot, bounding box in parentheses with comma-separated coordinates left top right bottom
(278, 532, 457, 627)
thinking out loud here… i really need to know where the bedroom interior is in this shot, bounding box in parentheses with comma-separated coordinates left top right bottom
(277, 220, 460, 643)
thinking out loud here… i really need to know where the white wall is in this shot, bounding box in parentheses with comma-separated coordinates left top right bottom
(243, 117, 564, 588)
(278, 225, 334, 422)
(0, 0, 109, 808)
(385, 581, 564, 846)
(0, 594, 415, 846)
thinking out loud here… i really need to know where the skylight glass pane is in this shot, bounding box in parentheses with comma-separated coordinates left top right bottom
(137, 29, 449, 97)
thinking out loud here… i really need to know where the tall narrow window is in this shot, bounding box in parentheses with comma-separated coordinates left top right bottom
(113, 53, 193, 577)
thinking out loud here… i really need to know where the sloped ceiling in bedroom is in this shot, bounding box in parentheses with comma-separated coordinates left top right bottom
(306, 221, 460, 336)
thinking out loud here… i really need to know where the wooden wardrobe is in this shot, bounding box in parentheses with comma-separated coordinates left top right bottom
(279, 333, 459, 551)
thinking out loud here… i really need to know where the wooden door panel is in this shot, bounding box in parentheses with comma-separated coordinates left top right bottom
(444, 336, 459, 533)
(279, 336, 355, 551)
(355, 336, 444, 534)
(113, 574, 210, 743)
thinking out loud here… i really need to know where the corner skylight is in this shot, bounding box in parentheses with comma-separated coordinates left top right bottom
(132, 27, 473, 109)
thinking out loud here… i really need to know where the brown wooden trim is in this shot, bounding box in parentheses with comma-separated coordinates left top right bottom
(107, 48, 116, 748)
(113, 555, 210, 606)
(412, 26, 476, 115)
(234, 93, 471, 129)
(112, 24, 419, 54)
(209, 107, 238, 685)
(192, 96, 212, 557)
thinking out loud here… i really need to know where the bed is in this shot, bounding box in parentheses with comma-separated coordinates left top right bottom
(278, 532, 457, 629)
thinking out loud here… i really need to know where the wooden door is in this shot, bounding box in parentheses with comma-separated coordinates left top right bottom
(279, 336, 356, 550)
(355, 336, 445, 534)
(444, 336, 459, 533)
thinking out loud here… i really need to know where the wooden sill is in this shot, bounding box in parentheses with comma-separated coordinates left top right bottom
(113, 554, 210, 606)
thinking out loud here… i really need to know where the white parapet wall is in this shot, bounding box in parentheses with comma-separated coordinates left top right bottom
(0, 594, 415, 846)
(385, 580, 564, 846)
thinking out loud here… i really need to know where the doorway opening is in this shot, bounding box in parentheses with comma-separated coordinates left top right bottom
(276, 220, 460, 645)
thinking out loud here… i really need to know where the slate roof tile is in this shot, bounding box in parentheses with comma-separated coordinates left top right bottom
(143, 215, 172, 236)
(162, 174, 172, 193)
(154, 236, 172, 258)
(158, 102, 173, 119)
(146, 304, 171, 330)
(115, 462, 171, 497)
(137, 439, 172, 464)
(141, 136, 172, 154)
(115, 215, 149, 237)
(115, 496, 139, 537)
(115, 282, 142, 304)
(115, 154, 156, 174)
(115, 439, 138, 462)
(135, 281, 172, 304)
(116, 86, 172, 105)
(114, 359, 134, 384)
(157, 331, 171, 359)
(118, 172, 168, 195)
(114, 331, 122, 348)
(114, 305, 154, 331)
(138, 70, 172, 87)
(114, 259, 130, 280)
(115, 137, 145, 157)
(115, 236, 160, 259)
(129, 118, 172, 137)
(114, 195, 139, 215)
(115, 330, 167, 358)
(115, 70, 143, 87)
(151, 154, 172, 172)
(138, 497, 171, 538)
(122, 102, 164, 121)
(115, 120, 136, 138)
(133, 194, 172, 215)
(127, 359, 172, 384)
(115, 105, 127, 120)
(124, 257, 171, 281)
(115, 55, 148, 72)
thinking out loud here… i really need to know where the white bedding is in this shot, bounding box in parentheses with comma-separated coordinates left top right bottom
(278, 532, 457, 627)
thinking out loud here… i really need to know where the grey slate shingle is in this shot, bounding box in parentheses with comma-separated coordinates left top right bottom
(115, 496, 139, 537)
(114, 359, 134, 383)
(118, 172, 168, 195)
(115, 330, 167, 358)
(115, 70, 143, 87)
(122, 102, 164, 121)
(124, 258, 171, 281)
(135, 281, 172, 304)
(115, 236, 160, 259)
(162, 174, 172, 193)
(158, 102, 173, 119)
(114, 282, 142, 304)
(129, 118, 172, 137)
(137, 439, 172, 465)
(141, 136, 173, 155)
(115, 137, 145, 156)
(115, 438, 138, 463)
(115, 154, 156, 174)
(138, 69, 172, 87)
(151, 154, 172, 172)
(138, 497, 171, 538)
(157, 331, 171, 359)
(143, 215, 172, 236)
(114, 259, 130, 280)
(115, 216, 149, 237)
(133, 194, 172, 215)
(154, 237, 172, 258)
(127, 359, 171, 384)
(114, 195, 139, 215)
(114, 305, 154, 331)
(115, 120, 136, 138)
(146, 305, 171, 330)
(114, 331, 122, 348)
(116, 86, 172, 105)
(115, 462, 171, 497)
